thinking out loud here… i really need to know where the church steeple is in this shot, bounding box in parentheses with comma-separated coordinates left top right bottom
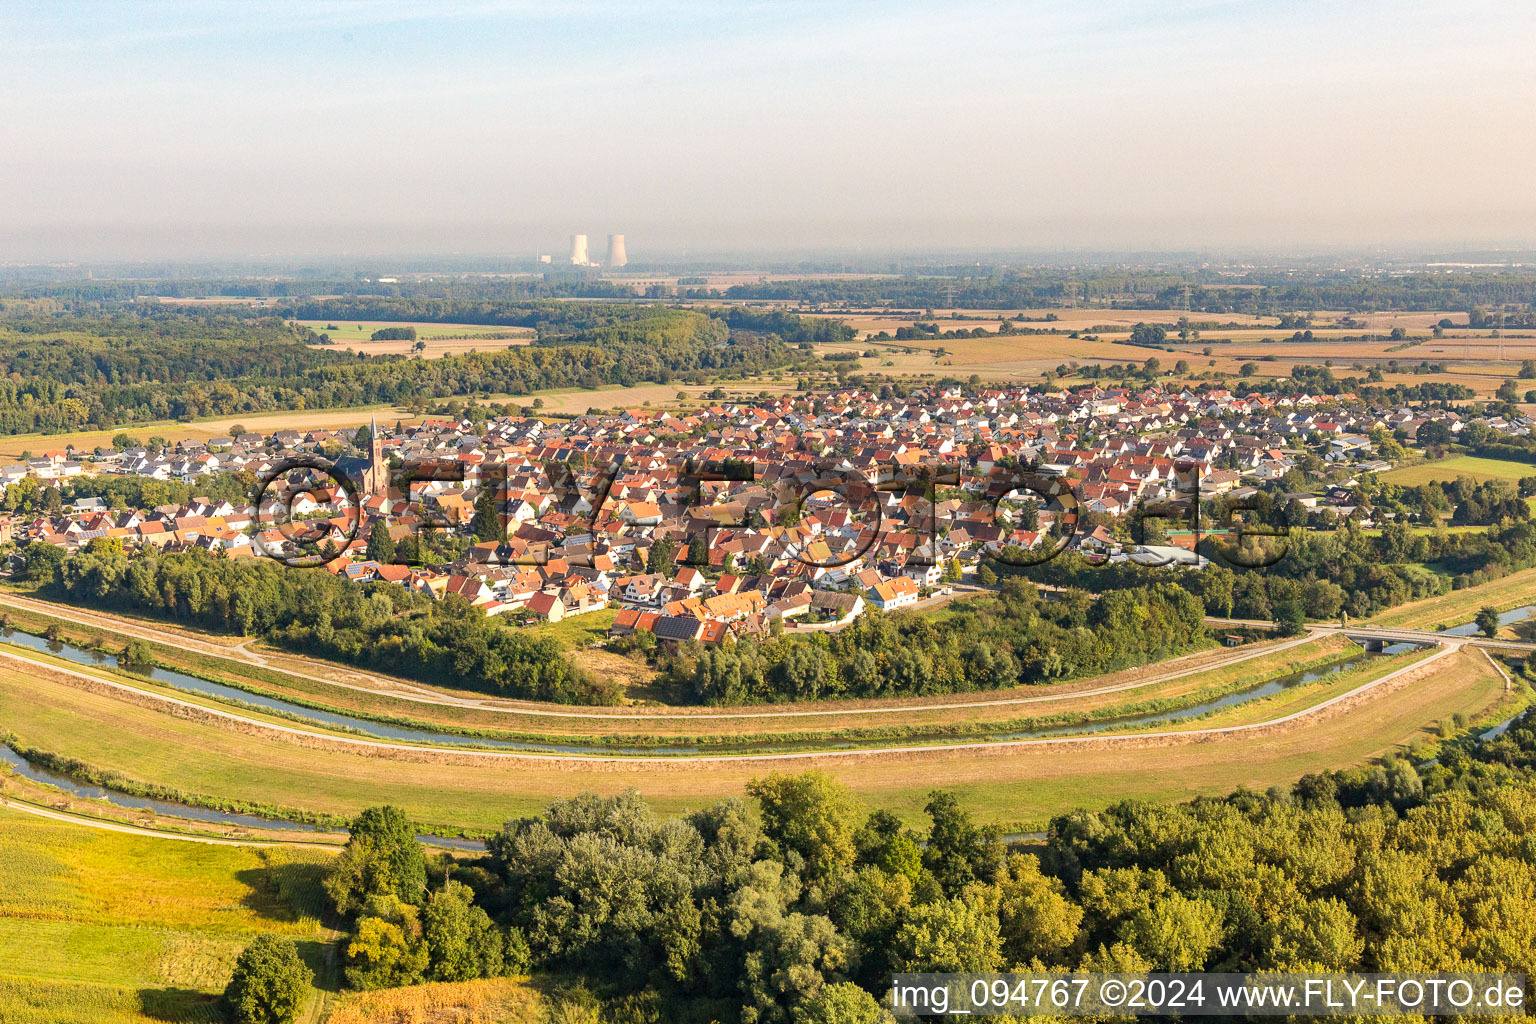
(365, 413, 386, 495)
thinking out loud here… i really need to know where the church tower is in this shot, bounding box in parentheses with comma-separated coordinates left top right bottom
(364, 414, 386, 495)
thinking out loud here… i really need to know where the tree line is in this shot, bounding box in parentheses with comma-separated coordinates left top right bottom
(661, 580, 1208, 704)
(44, 544, 616, 704)
(0, 304, 800, 434)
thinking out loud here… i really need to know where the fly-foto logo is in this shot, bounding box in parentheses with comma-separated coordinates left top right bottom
(248, 453, 1289, 571)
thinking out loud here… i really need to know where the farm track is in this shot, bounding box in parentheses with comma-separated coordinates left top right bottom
(0, 591, 1324, 723)
(0, 642, 1450, 764)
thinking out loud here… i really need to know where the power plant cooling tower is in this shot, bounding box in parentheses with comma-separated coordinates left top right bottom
(605, 234, 628, 268)
(569, 234, 589, 266)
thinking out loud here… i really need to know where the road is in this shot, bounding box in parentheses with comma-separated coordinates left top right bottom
(1204, 617, 1536, 651)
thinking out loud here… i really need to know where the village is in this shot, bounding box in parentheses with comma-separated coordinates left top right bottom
(5, 381, 1531, 646)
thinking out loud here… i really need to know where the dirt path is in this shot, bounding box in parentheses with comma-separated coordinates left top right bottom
(0, 640, 1452, 764)
(0, 796, 334, 848)
(0, 590, 1330, 721)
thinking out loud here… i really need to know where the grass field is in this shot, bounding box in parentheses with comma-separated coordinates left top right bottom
(0, 641, 1513, 833)
(1381, 455, 1536, 487)
(0, 807, 334, 1023)
(295, 319, 534, 358)
(1369, 564, 1536, 630)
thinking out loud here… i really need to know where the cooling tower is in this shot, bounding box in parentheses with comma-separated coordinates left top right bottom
(569, 234, 589, 266)
(605, 234, 628, 268)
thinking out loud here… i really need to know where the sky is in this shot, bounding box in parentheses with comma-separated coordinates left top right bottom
(4, 0, 1536, 261)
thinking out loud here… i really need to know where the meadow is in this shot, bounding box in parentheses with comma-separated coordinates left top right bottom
(1368, 564, 1536, 630)
(0, 807, 334, 1023)
(1381, 454, 1536, 487)
(0, 593, 1346, 740)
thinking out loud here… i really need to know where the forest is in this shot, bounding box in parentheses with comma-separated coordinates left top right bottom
(0, 304, 798, 434)
(222, 695, 1536, 1023)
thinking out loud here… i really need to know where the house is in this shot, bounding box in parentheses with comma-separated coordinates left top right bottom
(811, 590, 864, 623)
(904, 562, 943, 587)
(867, 575, 919, 611)
(525, 592, 564, 623)
(652, 615, 705, 642)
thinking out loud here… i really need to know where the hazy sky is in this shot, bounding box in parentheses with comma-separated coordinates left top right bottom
(4, 0, 1536, 260)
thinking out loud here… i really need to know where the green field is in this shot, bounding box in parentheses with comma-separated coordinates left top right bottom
(1370, 564, 1536, 629)
(1382, 454, 1536, 486)
(0, 641, 1514, 834)
(0, 808, 334, 1023)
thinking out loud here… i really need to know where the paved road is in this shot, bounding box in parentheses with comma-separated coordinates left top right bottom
(1205, 616, 1536, 651)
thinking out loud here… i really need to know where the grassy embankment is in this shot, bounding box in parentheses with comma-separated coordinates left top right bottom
(0, 599, 1354, 748)
(0, 643, 1517, 834)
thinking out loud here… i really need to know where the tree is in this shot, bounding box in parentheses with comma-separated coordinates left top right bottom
(1476, 606, 1501, 638)
(646, 537, 677, 576)
(366, 520, 396, 564)
(1273, 598, 1306, 637)
(891, 895, 1003, 972)
(1241, 362, 1259, 377)
(748, 771, 859, 879)
(221, 935, 311, 1024)
(996, 854, 1083, 963)
(422, 880, 507, 981)
(470, 488, 505, 544)
(111, 432, 136, 451)
(976, 563, 998, 586)
(22, 542, 66, 583)
(1497, 379, 1520, 403)
(1117, 893, 1223, 970)
(792, 982, 889, 1024)
(325, 806, 428, 915)
(923, 791, 1001, 894)
(119, 638, 154, 669)
(344, 914, 428, 989)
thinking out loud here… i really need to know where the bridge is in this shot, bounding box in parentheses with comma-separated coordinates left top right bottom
(1204, 618, 1536, 654)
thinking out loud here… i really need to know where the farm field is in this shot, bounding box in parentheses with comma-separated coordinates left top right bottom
(1381, 455, 1536, 486)
(324, 978, 541, 1024)
(295, 319, 534, 357)
(0, 640, 1511, 834)
(780, 303, 1529, 397)
(0, 806, 334, 1024)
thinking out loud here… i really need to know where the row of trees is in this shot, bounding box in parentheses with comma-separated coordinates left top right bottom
(1017, 511, 1536, 624)
(662, 580, 1208, 704)
(45, 544, 616, 703)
